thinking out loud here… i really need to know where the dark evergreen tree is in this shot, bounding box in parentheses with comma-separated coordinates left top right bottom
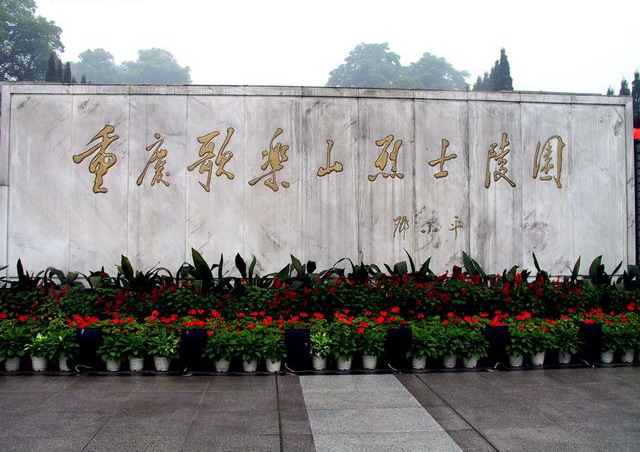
(80, 74, 87, 84)
(606, 86, 614, 96)
(45, 52, 56, 82)
(63, 62, 71, 83)
(55, 58, 63, 82)
(70, 77, 76, 84)
(631, 71, 639, 127)
(494, 48, 513, 90)
(619, 78, 630, 96)
(473, 75, 483, 91)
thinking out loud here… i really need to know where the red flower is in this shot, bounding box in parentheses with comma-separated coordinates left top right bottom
(391, 306, 400, 313)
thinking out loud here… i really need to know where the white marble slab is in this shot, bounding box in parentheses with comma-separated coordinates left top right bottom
(469, 101, 523, 272)
(300, 97, 359, 270)
(8, 94, 72, 271)
(414, 99, 469, 272)
(69, 94, 129, 274)
(357, 98, 415, 269)
(127, 95, 187, 273)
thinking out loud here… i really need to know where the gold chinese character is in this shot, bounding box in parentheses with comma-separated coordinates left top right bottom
(485, 133, 516, 188)
(72, 125, 119, 194)
(428, 138, 457, 179)
(393, 215, 410, 239)
(533, 135, 565, 188)
(136, 133, 170, 187)
(368, 134, 404, 181)
(420, 221, 439, 235)
(187, 127, 235, 192)
(449, 215, 463, 240)
(249, 127, 290, 191)
(317, 139, 343, 177)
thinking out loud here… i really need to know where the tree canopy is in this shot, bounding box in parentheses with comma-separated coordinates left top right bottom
(326, 43, 468, 90)
(72, 47, 191, 84)
(0, 0, 63, 81)
(473, 48, 513, 91)
(122, 48, 191, 85)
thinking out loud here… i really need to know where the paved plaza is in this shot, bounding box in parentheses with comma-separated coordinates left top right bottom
(0, 367, 639, 451)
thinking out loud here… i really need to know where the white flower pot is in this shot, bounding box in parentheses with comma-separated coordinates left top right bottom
(463, 356, 478, 369)
(509, 354, 523, 367)
(336, 356, 352, 370)
(600, 350, 614, 364)
(362, 355, 377, 370)
(242, 359, 258, 372)
(442, 355, 457, 369)
(4, 357, 20, 372)
(214, 358, 230, 372)
(312, 356, 327, 370)
(105, 359, 121, 372)
(30, 356, 47, 372)
(558, 350, 572, 364)
(621, 349, 634, 363)
(129, 357, 144, 371)
(412, 356, 427, 370)
(266, 359, 281, 372)
(58, 354, 70, 372)
(154, 356, 170, 372)
(531, 351, 546, 366)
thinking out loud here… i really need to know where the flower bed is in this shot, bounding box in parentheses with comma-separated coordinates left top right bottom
(1, 252, 639, 372)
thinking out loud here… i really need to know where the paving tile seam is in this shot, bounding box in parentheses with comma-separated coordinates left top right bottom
(178, 382, 211, 452)
(401, 374, 500, 451)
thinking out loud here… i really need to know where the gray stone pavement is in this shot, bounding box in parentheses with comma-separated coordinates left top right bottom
(0, 367, 638, 451)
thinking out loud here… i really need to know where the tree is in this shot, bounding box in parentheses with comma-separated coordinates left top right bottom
(0, 0, 63, 81)
(473, 48, 514, 91)
(80, 74, 86, 84)
(619, 78, 630, 96)
(55, 58, 62, 82)
(122, 48, 191, 84)
(632, 71, 640, 127)
(326, 43, 403, 88)
(404, 53, 469, 90)
(326, 43, 468, 90)
(63, 61, 71, 83)
(606, 86, 614, 96)
(45, 51, 56, 81)
(70, 48, 123, 84)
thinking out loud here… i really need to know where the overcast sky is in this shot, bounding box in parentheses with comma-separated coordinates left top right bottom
(37, 0, 640, 94)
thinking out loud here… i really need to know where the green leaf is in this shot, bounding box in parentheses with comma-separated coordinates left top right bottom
(120, 255, 134, 281)
(290, 255, 304, 275)
(235, 253, 247, 279)
(306, 260, 316, 274)
(248, 256, 257, 279)
(418, 257, 432, 275)
(393, 261, 408, 275)
(404, 249, 416, 273)
(588, 256, 602, 280)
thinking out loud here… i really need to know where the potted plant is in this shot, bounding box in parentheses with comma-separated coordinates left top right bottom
(146, 323, 180, 371)
(550, 316, 582, 364)
(356, 319, 386, 370)
(203, 328, 237, 372)
(329, 317, 358, 370)
(97, 332, 128, 371)
(26, 332, 55, 371)
(309, 320, 330, 370)
(120, 322, 148, 371)
(0, 319, 31, 371)
(458, 330, 489, 369)
(235, 325, 262, 372)
(435, 322, 465, 368)
(261, 327, 285, 372)
(601, 315, 637, 363)
(406, 320, 439, 369)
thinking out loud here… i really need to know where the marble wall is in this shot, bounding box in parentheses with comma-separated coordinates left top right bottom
(0, 84, 634, 276)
